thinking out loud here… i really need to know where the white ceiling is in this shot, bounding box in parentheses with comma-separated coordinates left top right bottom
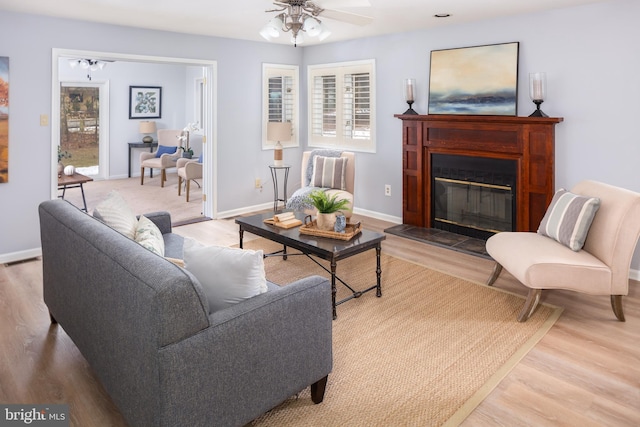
(0, 0, 608, 46)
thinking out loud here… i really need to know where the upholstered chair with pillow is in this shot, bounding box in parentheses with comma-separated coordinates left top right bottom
(177, 155, 203, 202)
(140, 129, 182, 187)
(485, 180, 640, 322)
(286, 150, 355, 219)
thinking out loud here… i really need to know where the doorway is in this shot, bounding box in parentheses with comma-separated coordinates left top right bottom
(51, 49, 217, 219)
(60, 82, 109, 180)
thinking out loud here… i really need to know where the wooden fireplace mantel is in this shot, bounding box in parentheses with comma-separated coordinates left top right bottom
(394, 114, 564, 233)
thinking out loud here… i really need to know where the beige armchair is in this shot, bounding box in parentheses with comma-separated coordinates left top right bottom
(140, 129, 182, 187)
(485, 180, 640, 322)
(177, 157, 202, 202)
(286, 150, 355, 219)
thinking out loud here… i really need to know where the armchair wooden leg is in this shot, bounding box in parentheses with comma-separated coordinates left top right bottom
(518, 288, 542, 322)
(178, 176, 183, 196)
(161, 169, 166, 188)
(486, 263, 503, 286)
(186, 180, 191, 202)
(310, 375, 328, 404)
(611, 295, 625, 322)
(140, 167, 145, 185)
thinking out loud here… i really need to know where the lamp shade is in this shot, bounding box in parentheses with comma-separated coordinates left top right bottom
(139, 121, 157, 143)
(267, 122, 292, 143)
(267, 122, 291, 167)
(139, 121, 157, 134)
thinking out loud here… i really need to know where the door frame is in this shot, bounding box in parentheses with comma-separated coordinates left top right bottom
(60, 81, 110, 181)
(51, 48, 218, 219)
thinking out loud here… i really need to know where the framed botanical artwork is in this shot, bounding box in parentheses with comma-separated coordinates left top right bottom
(428, 42, 519, 116)
(129, 86, 162, 119)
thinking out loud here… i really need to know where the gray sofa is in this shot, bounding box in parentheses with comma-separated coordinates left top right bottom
(38, 199, 333, 427)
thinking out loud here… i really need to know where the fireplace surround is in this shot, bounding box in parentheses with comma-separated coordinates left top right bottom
(395, 114, 563, 237)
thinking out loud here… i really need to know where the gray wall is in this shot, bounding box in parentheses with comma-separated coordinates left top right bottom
(2, 0, 640, 272)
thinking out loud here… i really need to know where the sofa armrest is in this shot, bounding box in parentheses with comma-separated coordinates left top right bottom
(141, 211, 172, 234)
(158, 275, 333, 427)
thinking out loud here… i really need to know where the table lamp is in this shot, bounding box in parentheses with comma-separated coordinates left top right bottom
(139, 121, 157, 143)
(267, 122, 292, 166)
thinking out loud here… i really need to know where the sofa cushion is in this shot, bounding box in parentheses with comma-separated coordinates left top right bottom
(183, 240, 268, 313)
(537, 188, 600, 251)
(311, 155, 347, 191)
(94, 191, 138, 239)
(134, 215, 165, 256)
(156, 145, 177, 158)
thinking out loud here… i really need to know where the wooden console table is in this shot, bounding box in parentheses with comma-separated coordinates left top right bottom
(395, 114, 563, 232)
(128, 142, 158, 178)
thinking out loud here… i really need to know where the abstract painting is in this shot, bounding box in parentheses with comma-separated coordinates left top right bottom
(0, 57, 8, 183)
(428, 42, 519, 116)
(129, 86, 162, 119)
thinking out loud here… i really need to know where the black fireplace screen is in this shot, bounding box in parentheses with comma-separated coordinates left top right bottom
(431, 154, 516, 239)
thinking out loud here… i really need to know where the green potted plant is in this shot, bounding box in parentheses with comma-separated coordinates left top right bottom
(57, 146, 72, 176)
(179, 146, 194, 159)
(305, 189, 350, 231)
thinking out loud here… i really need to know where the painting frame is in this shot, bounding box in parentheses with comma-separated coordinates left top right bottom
(428, 42, 519, 116)
(129, 85, 162, 119)
(0, 56, 8, 183)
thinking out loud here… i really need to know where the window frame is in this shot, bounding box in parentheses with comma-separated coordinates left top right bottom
(307, 59, 376, 153)
(262, 63, 299, 149)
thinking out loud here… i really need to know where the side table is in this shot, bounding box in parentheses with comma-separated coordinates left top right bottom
(128, 142, 158, 178)
(269, 165, 290, 212)
(58, 172, 94, 212)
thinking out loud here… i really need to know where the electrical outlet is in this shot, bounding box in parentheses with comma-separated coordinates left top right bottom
(385, 184, 391, 196)
(255, 178, 262, 189)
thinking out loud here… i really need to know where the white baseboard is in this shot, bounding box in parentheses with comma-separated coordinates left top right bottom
(352, 207, 402, 225)
(217, 202, 273, 219)
(0, 248, 42, 265)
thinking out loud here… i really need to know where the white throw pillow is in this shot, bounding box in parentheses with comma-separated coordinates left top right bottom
(183, 243, 268, 313)
(94, 191, 138, 239)
(134, 215, 165, 256)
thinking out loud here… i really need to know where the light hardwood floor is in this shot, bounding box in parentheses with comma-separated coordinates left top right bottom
(1, 212, 638, 426)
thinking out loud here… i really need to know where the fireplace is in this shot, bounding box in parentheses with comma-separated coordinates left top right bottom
(431, 154, 516, 240)
(395, 114, 563, 235)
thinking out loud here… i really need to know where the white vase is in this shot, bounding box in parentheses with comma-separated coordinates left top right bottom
(316, 212, 336, 231)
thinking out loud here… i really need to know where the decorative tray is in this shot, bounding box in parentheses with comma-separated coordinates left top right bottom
(299, 220, 362, 241)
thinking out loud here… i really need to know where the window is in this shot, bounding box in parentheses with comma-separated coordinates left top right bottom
(262, 64, 299, 149)
(308, 59, 375, 152)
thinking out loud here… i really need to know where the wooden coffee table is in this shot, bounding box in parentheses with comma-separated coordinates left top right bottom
(236, 212, 385, 319)
(58, 172, 93, 212)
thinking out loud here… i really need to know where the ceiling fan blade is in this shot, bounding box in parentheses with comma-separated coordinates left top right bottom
(318, 0, 371, 8)
(320, 8, 373, 26)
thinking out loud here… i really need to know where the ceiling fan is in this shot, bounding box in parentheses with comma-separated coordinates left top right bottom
(260, 0, 373, 45)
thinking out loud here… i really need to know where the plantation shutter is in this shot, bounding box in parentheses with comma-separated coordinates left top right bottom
(308, 60, 375, 152)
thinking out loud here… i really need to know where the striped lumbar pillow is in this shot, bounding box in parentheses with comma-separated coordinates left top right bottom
(311, 155, 347, 190)
(537, 189, 601, 251)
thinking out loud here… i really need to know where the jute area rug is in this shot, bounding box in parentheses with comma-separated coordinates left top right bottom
(243, 239, 562, 427)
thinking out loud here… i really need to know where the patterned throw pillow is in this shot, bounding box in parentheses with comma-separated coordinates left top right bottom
(537, 188, 600, 251)
(94, 191, 138, 239)
(311, 155, 347, 190)
(134, 215, 165, 256)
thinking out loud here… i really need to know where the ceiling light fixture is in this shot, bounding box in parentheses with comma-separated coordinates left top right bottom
(434, 13, 451, 18)
(260, 1, 331, 47)
(68, 59, 108, 81)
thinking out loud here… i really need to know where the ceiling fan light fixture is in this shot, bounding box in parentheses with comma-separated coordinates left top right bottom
(318, 24, 331, 41)
(260, 15, 284, 40)
(303, 16, 321, 37)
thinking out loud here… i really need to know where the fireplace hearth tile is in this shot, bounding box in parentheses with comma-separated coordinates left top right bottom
(384, 224, 491, 259)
